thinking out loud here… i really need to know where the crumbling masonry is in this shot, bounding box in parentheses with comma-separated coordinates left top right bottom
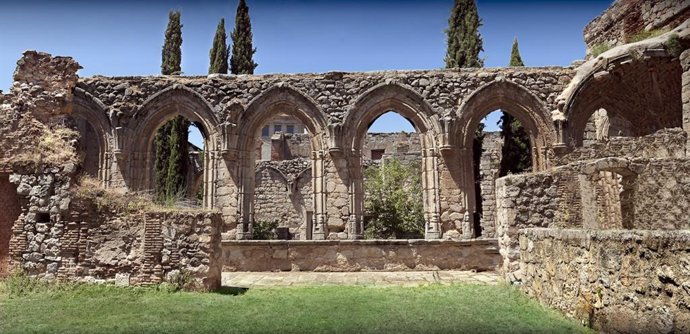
(1, 0, 690, 331)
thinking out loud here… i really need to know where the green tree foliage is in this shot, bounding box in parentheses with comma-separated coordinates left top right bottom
(363, 159, 424, 239)
(230, 0, 258, 74)
(445, 0, 484, 68)
(161, 10, 183, 75)
(499, 38, 531, 177)
(209, 18, 229, 74)
(154, 116, 190, 203)
(509, 38, 524, 67)
(252, 220, 279, 240)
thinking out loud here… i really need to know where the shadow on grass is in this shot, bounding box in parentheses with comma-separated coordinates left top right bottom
(214, 286, 249, 295)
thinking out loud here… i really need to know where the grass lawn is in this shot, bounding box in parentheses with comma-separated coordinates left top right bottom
(0, 279, 591, 334)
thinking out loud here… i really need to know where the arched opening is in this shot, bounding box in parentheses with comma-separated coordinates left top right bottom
(0, 173, 21, 276)
(343, 84, 441, 239)
(149, 117, 207, 207)
(71, 90, 111, 185)
(235, 86, 326, 240)
(579, 163, 638, 230)
(131, 87, 220, 209)
(362, 111, 424, 239)
(564, 56, 682, 146)
(458, 80, 555, 238)
(252, 113, 313, 240)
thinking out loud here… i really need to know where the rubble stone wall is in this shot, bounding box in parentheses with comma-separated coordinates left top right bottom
(555, 128, 687, 166)
(497, 157, 690, 281)
(6, 166, 222, 289)
(519, 228, 690, 333)
(478, 132, 504, 238)
(253, 159, 313, 239)
(222, 239, 500, 272)
(583, 0, 690, 55)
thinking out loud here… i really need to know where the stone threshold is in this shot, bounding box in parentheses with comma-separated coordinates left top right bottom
(221, 238, 499, 248)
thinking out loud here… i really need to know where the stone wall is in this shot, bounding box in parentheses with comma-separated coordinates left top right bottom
(253, 159, 312, 239)
(519, 228, 690, 333)
(222, 239, 500, 272)
(478, 131, 503, 238)
(5, 168, 222, 289)
(497, 156, 690, 281)
(555, 128, 687, 166)
(583, 0, 690, 56)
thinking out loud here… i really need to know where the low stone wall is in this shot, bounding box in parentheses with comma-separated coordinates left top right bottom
(222, 239, 500, 272)
(519, 228, 690, 333)
(555, 128, 687, 166)
(497, 157, 690, 281)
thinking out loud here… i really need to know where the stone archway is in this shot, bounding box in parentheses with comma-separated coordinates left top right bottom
(130, 86, 221, 209)
(72, 88, 112, 185)
(455, 79, 557, 237)
(562, 56, 682, 147)
(235, 85, 328, 239)
(342, 83, 442, 239)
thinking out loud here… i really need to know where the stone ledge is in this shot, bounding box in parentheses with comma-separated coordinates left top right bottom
(520, 227, 690, 242)
(222, 238, 498, 247)
(222, 238, 501, 272)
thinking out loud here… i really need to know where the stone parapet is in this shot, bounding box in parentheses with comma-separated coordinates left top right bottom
(221, 239, 500, 272)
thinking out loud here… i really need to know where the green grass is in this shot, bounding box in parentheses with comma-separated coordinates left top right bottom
(0, 279, 592, 334)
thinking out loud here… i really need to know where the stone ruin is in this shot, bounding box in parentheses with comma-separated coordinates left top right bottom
(1, 0, 689, 331)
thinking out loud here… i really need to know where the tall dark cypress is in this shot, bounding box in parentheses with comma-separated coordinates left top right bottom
(155, 9, 189, 203)
(499, 38, 532, 176)
(445, 0, 484, 68)
(230, 0, 258, 74)
(446, 0, 484, 235)
(209, 18, 229, 74)
(161, 10, 183, 75)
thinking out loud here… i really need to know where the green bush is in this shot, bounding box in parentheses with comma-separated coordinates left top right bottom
(665, 33, 683, 58)
(363, 159, 424, 239)
(252, 220, 279, 240)
(626, 28, 668, 43)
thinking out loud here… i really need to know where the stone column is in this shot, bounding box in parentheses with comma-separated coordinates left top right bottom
(312, 150, 328, 240)
(235, 149, 252, 240)
(423, 147, 441, 239)
(347, 150, 364, 239)
(681, 49, 690, 153)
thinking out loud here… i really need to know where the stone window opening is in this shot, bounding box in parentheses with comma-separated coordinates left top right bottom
(360, 110, 425, 239)
(581, 164, 638, 230)
(149, 116, 208, 208)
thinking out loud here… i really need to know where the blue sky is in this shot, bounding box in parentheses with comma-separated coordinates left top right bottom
(0, 0, 610, 146)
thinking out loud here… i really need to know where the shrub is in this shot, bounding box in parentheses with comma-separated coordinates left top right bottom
(665, 33, 683, 58)
(590, 43, 611, 57)
(252, 220, 279, 240)
(363, 159, 424, 239)
(626, 28, 668, 43)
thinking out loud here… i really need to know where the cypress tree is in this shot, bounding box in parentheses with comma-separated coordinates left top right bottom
(445, 0, 484, 68)
(162, 10, 183, 75)
(154, 123, 171, 200)
(509, 38, 524, 67)
(209, 18, 229, 74)
(445, 0, 484, 234)
(164, 117, 190, 198)
(156, 10, 190, 203)
(499, 38, 532, 176)
(230, 0, 258, 74)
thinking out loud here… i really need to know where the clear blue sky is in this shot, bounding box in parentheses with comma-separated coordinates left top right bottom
(0, 0, 610, 146)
